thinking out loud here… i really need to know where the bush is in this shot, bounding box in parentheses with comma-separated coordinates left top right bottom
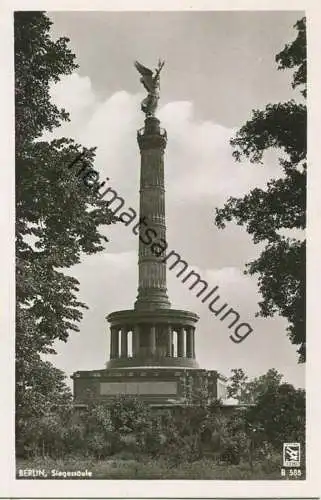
(16, 389, 305, 471)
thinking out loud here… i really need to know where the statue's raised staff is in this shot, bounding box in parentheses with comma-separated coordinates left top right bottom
(134, 59, 165, 117)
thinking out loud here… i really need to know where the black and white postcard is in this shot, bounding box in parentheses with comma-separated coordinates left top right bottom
(1, 0, 320, 498)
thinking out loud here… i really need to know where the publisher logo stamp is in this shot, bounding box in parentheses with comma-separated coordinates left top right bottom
(283, 443, 300, 467)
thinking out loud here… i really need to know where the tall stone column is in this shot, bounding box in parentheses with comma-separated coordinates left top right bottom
(177, 327, 185, 357)
(135, 117, 171, 311)
(133, 325, 140, 358)
(150, 325, 156, 355)
(121, 327, 128, 358)
(167, 325, 173, 357)
(192, 329, 196, 359)
(110, 327, 119, 359)
(186, 327, 194, 358)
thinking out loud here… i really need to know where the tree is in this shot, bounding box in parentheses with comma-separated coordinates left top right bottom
(84, 396, 155, 458)
(227, 369, 305, 466)
(15, 12, 116, 426)
(108, 395, 152, 437)
(15, 359, 73, 457)
(227, 368, 284, 404)
(214, 18, 306, 362)
(226, 368, 249, 402)
(245, 383, 305, 450)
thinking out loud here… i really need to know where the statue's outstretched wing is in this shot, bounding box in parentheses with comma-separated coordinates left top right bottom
(134, 60, 153, 77)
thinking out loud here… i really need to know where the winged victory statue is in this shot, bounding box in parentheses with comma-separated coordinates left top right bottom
(134, 59, 165, 117)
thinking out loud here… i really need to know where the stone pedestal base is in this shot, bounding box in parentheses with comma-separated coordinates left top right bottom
(72, 367, 227, 406)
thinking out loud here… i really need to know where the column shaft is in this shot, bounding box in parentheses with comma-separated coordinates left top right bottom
(110, 327, 114, 359)
(186, 327, 194, 358)
(133, 325, 140, 358)
(167, 325, 173, 357)
(110, 327, 119, 359)
(192, 329, 196, 358)
(121, 327, 128, 358)
(135, 118, 171, 310)
(150, 325, 156, 355)
(177, 327, 185, 357)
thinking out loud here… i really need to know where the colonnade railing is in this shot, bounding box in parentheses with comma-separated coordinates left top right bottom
(109, 324, 196, 360)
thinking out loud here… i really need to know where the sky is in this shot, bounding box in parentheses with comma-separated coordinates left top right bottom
(45, 10, 305, 388)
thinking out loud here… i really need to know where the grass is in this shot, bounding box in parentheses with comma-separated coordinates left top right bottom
(16, 454, 305, 480)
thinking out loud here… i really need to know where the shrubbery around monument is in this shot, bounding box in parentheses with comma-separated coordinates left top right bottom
(16, 369, 305, 479)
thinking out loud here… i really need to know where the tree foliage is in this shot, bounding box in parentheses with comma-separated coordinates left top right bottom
(227, 368, 284, 404)
(214, 18, 306, 362)
(15, 12, 116, 432)
(17, 370, 305, 472)
(16, 358, 73, 457)
(246, 383, 305, 449)
(226, 368, 250, 402)
(226, 368, 305, 466)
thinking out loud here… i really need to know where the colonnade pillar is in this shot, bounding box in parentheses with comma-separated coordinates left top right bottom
(110, 323, 196, 360)
(121, 327, 128, 358)
(177, 327, 185, 357)
(167, 325, 173, 357)
(133, 325, 140, 358)
(192, 329, 196, 358)
(150, 325, 156, 355)
(110, 326, 119, 359)
(186, 326, 194, 359)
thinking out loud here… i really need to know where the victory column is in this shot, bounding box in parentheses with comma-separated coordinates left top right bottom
(72, 61, 227, 406)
